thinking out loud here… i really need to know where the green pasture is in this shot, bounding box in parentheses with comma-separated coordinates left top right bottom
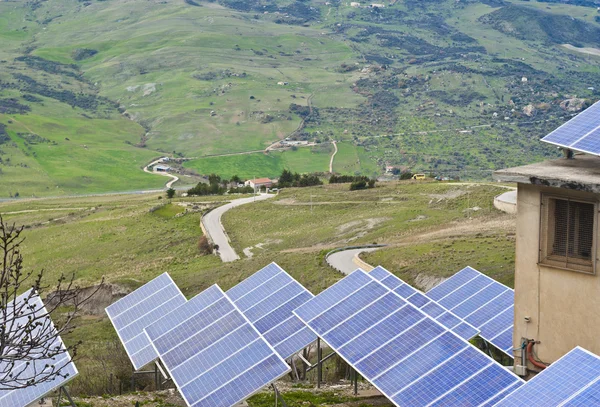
(183, 145, 333, 179)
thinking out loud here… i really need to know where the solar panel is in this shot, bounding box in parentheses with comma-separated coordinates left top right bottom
(105, 273, 186, 370)
(541, 101, 600, 155)
(226, 263, 317, 359)
(0, 289, 78, 407)
(144, 284, 290, 407)
(427, 266, 515, 358)
(370, 266, 479, 341)
(294, 270, 523, 407)
(494, 347, 600, 406)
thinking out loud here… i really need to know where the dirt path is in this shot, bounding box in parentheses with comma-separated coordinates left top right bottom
(202, 194, 275, 262)
(143, 159, 179, 188)
(329, 141, 338, 173)
(562, 44, 600, 57)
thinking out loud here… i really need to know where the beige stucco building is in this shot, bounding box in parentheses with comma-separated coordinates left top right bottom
(495, 155, 600, 373)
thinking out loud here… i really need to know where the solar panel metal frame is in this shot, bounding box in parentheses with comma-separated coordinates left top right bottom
(0, 289, 78, 407)
(294, 269, 524, 407)
(369, 266, 480, 341)
(144, 284, 291, 407)
(426, 266, 515, 358)
(493, 346, 600, 406)
(105, 272, 186, 370)
(226, 262, 317, 359)
(540, 101, 600, 156)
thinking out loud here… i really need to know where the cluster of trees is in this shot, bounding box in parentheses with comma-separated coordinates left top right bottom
(350, 179, 376, 191)
(0, 98, 31, 115)
(278, 169, 322, 188)
(187, 174, 228, 196)
(328, 174, 377, 190)
(187, 174, 253, 196)
(13, 73, 100, 111)
(329, 174, 370, 184)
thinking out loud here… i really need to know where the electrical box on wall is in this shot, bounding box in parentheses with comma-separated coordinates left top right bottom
(515, 365, 528, 376)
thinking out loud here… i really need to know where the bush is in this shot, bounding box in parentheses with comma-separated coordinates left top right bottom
(350, 180, 367, 191)
(198, 235, 216, 255)
(349, 179, 376, 191)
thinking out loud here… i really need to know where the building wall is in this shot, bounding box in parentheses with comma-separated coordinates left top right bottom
(514, 183, 600, 368)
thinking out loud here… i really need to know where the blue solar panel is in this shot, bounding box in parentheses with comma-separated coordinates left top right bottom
(494, 347, 600, 406)
(144, 284, 290, 407)
(226, 263, 317, 359)
(294, 270, 523, 407)
(0, 290, 78, 407)
(427, 266, 515, 357)
(106, 273, 186, 370)
(541, 101, 600, 155)
(370, 267, 479, 341)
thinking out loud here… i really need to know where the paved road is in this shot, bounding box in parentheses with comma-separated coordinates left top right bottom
(326, 247, 379, 275)
(202, 194, 275, 262)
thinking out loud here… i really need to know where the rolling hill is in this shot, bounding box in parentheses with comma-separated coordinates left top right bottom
(0, 0, 599, 196)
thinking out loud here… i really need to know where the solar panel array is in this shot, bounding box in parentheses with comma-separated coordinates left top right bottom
(370, 266, 479, 341)
(226, 263, 317, 359)
(105, 273, 186, 370)
(427, 267, 515, 358)
(144, 284, 290, 407)
(541, 101, 600, 155)
(294, 270, 523, 407)
(495, 347, 600, 406)
(0, 290, 78, 407)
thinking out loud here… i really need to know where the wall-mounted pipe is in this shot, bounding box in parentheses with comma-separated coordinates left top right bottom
(527, 341, 547, 370)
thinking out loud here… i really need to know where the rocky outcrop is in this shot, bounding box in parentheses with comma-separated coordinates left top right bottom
(522, 104, 536, 117)
(560, 98, 586, 112)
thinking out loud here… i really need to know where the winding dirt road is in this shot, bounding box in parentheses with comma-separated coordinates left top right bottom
(143, 159, 179, 189)
(329, 141, 337, 173)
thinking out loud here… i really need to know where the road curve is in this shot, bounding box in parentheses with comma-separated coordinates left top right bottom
(202, 194, 275, 262)
(326, 247, 379, 275)
(329, 141, 337, 173)
(143, 159, 179, 189)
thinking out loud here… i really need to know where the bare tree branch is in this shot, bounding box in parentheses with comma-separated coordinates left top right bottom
(0, 215, 103, 390)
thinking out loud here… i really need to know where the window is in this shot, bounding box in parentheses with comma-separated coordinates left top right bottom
(540, 195, 597, 274)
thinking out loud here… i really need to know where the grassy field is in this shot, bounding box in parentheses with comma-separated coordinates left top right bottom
(183, 144, 334, 179)
(0, 181, 517, 397)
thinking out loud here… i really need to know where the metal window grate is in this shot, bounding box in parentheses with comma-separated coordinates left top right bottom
(551, 199, 594, 262)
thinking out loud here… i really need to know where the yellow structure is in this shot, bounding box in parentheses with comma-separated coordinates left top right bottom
(495, 154, 600, 372)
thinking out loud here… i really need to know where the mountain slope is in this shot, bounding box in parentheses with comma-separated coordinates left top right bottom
(0, 0, 599, 195)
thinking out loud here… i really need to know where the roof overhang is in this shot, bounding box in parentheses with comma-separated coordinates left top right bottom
(493, 155, 600, 194)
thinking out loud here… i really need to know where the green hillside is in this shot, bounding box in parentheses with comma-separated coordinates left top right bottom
(0, 0, 599, 196)
(0, 181, 516, 396)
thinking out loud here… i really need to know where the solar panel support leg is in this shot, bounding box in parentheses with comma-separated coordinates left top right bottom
(58, 386, 77, 407)
(291, 357, 300, 381)
(317, 338, 322, 388)
(353, 369, 358, 396)
(272, 384, 288, 407)
(302, 348, 308, 380)
(155, 362, 159, 390)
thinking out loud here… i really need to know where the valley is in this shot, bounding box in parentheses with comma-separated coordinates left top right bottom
(0, 0, 599, 196)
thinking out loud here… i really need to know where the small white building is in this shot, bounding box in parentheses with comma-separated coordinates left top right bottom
(350, 2, 361, 7)
(521, 77, 528, 83)
(244, 178, 273, 189)
(155, 165, 171, 172)
(370, 3, 384, 7)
